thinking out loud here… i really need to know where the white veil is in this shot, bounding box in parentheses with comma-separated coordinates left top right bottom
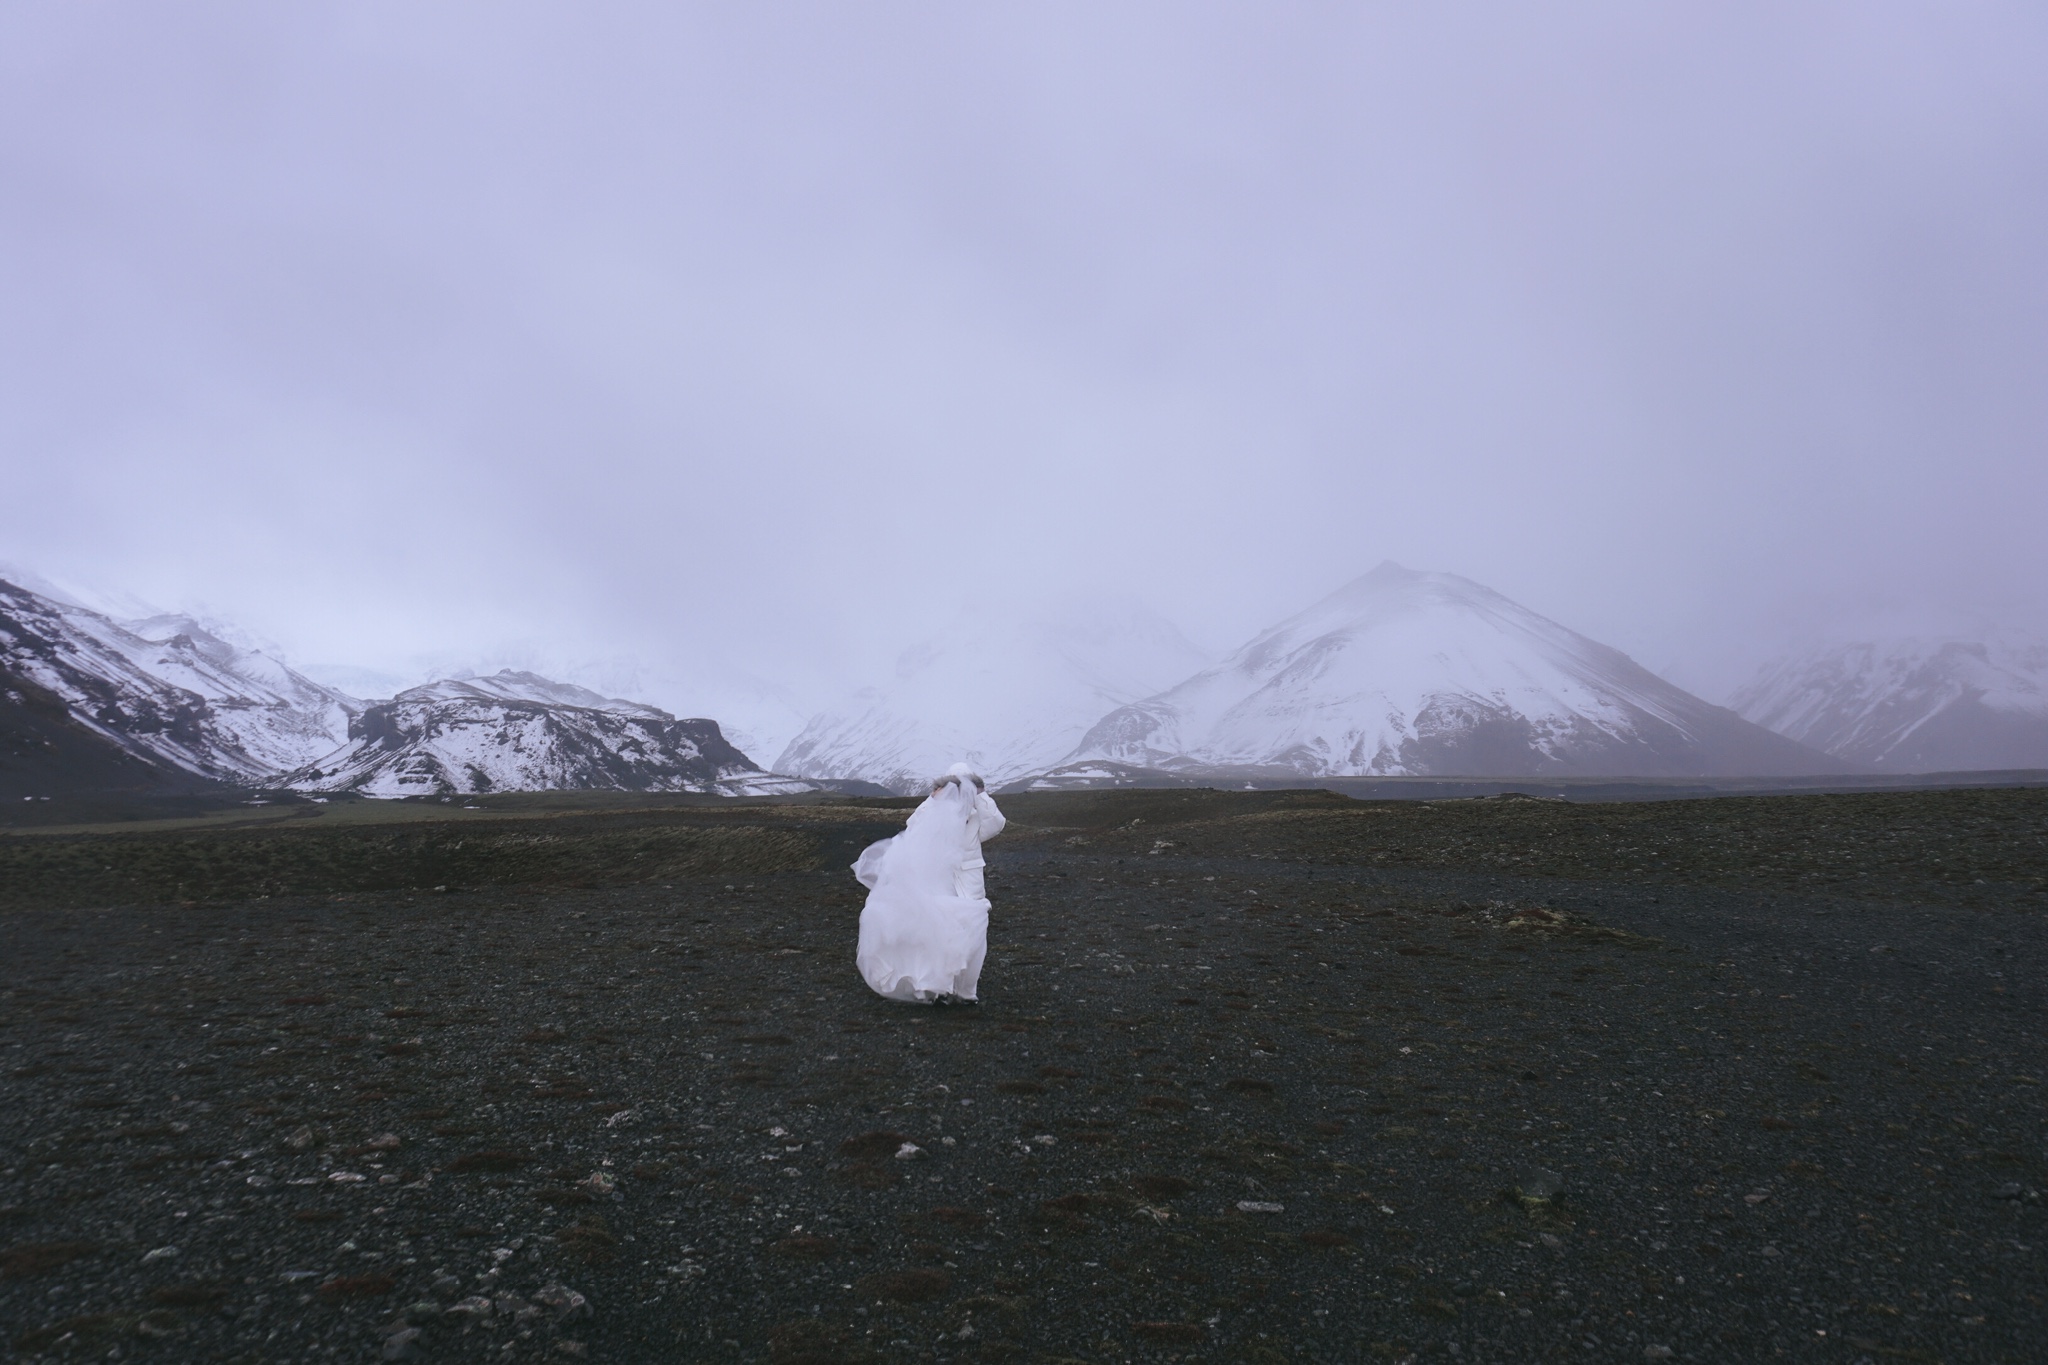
(854, 773, 979, 894)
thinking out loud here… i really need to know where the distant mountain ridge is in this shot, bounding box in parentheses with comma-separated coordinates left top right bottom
(1055, 563, 1847, 781)
(0, 577, 814, 799)
(290, 670, 807, 798)
(0, 578, 359, 790)
(28, 562, 2043, 801)
(1732, 637, 2048, 771)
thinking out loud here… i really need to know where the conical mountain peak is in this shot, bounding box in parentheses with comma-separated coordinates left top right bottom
(1059, 566, 1847, 780)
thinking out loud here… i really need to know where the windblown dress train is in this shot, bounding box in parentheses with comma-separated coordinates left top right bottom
(853, 768, 1006, 1003)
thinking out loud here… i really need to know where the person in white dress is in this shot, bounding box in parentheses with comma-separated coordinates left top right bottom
(852, 762, 1007, 1004)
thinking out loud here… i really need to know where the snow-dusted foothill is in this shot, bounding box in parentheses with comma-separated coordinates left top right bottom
(1732, 636, 2048, 771)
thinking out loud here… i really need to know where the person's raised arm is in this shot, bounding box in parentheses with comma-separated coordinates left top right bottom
(974, 790, 1006, 841)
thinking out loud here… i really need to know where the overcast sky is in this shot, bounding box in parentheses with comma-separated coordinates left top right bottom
(3, 2, 2045, 715)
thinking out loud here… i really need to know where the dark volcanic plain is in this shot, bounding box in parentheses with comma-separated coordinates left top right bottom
(1, 786, 2044, 1364)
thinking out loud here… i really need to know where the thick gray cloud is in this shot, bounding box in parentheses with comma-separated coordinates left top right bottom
(3, 2, 2044, 713)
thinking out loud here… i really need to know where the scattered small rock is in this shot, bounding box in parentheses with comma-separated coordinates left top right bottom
(532, 1282, 590, 1318)
(1514, 1169, 1563, 1210)
(837, 1131, 911, 1163)
(135, 1310, 183, 1339)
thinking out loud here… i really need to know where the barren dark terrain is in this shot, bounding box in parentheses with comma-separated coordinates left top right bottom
(2, 786, 2044, 1364)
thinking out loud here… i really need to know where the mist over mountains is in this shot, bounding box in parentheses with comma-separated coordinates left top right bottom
(5, 564, 2044, 802)
(775, 605, 1211, 794)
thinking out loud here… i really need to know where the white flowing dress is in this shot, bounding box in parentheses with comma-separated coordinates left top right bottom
(852, 780, 1006, 1003)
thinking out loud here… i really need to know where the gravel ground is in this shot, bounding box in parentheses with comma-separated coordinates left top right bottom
(2, 788, 2044, 1364)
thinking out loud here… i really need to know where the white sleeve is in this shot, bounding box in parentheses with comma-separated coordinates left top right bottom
(974, 792, 1006, 841)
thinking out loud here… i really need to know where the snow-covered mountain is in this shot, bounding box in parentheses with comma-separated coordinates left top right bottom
(0, 578, 359, 786)
(1055, 562, 1847, 780)
(1731, 637, 2048, 771)
(115, 612, 363, 772)
(776, 605, 1213, 794)
(1, 576, 814, 798)
(290, 669, 813, 798)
